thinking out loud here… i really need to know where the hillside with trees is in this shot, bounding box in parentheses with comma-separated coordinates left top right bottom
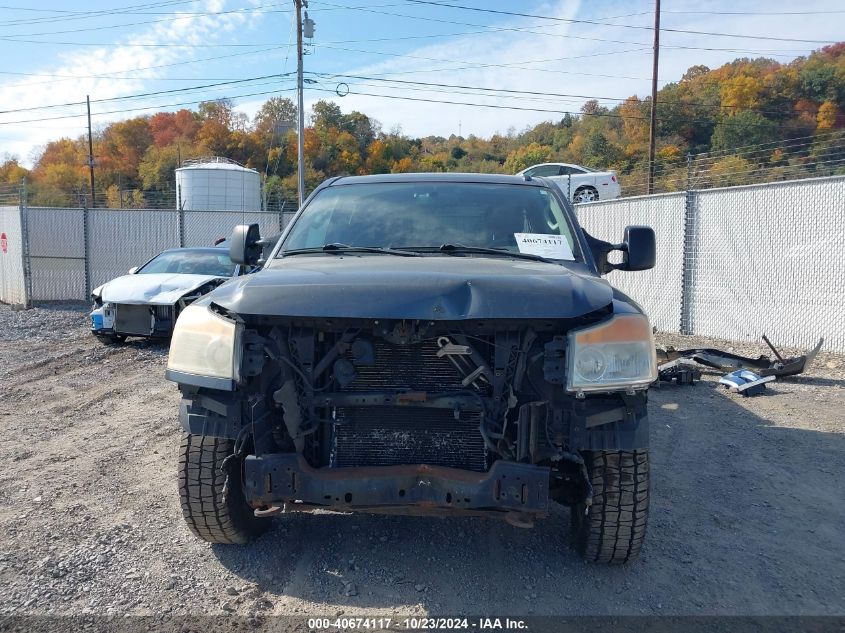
(2, 43, 844, 207)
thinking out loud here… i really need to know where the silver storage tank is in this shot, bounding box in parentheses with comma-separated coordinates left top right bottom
(175, 157, 261, 211)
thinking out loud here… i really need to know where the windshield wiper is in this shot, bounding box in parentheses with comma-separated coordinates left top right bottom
(436, 243, 554, 263)
(281, 243, 421, 257)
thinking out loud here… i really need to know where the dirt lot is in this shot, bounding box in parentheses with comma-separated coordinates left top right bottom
(1, 302, 844, 620)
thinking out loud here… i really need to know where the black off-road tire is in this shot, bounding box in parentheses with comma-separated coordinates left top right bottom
(178, 433, 270, 544)
(570, 450, 649, 564)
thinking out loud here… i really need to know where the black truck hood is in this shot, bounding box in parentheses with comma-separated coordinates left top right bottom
(208, 255, 613, 320)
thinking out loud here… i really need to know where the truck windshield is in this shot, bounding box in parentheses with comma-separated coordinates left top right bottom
(279, 182, 580, 260)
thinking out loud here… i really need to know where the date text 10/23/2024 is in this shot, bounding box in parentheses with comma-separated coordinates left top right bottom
(307, 617, 529, 631)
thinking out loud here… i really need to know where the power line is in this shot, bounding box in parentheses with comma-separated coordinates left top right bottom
(316, 44, 657, 82)
(1, 7, 822, 57)
(0, 1, 401, 26)
(0, 0, 197, 26)
(0, 45, 289, 87)
(313, 0, 824, 57)
(0, 37, 285, 47)
(0, 3, 290, 37)
(0, 73, 296, 115)
(0, 65, 810, 124)
(309, 86, 799, 129)
(309, 71, 798, 117)
(0, 85, 298, 126)
(662, 9, 845, 16)
(400, 0, 839, 44)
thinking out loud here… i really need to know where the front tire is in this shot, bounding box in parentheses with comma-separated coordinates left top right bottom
(571, 450, 649, 564)
(94, 333, 126, 345)
(178, 433, 270, 544)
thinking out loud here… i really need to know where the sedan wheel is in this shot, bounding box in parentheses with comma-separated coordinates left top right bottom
(574, 186, 599, 203)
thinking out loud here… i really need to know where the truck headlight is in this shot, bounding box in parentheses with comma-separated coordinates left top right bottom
(566, 314, 657, 392)
(167, 305, 239, 381)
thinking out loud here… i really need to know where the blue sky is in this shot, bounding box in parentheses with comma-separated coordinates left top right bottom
(0, 0, 842, 166)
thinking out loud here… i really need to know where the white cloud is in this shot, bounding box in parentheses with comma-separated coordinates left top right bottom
(305, 0, 843, 139)
(0, 0, 255, 166)
(1, 0, 842, 166)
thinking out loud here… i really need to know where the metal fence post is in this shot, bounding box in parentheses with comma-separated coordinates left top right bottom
(277, 200, 286, 233)
(178, 208, 186, 247)
(82, 198, 91, 300)
(679, 153, 695, 334)
(18, 178, 32, 308)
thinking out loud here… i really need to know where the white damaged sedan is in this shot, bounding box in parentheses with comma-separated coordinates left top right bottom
(90, 247, 241, 343)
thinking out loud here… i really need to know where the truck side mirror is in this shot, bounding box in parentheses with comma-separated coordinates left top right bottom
(229, 223, 262, 266)
(584, 225, 655, 274)
(619, 225, 656, 272)
(127, 266, 139, 274)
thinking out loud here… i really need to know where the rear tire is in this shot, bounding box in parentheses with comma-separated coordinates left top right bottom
(573, 186, 599, 203)
(178, 433, 270, 544)
(570, 450, 649, 564)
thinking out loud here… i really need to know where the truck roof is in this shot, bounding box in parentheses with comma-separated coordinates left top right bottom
(326, 172, 548, 187)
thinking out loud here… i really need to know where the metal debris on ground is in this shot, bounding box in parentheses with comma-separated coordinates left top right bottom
(656, 336, 823, 385)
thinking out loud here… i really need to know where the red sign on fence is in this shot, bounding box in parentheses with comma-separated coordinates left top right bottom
(0, 232, 7, 254)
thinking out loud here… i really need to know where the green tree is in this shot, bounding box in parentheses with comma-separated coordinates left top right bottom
(710, 111, 778, 152)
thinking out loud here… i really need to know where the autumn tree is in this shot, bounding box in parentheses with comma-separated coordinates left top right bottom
(97, 117, 153, 188)
(0, 158, 29, 185)
(503, 143, 552, 173)
(253, 97, 297, 145)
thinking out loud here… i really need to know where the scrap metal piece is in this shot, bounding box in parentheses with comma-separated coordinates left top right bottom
(655, 337, 823, 379)
(436, 336, 492, 390)
(719, 370, 775, 396)
(657, 358, 702, 385)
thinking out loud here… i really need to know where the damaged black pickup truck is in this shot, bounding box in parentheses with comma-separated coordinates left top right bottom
(165, 173, 658, 563)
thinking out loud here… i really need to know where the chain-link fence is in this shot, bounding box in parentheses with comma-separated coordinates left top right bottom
(575, 193, 686, 333)
(618, 130, 845, 198)
(19, 180, 299, 213)
(577, 174, 845, 352)
(8, 175, 845, 352)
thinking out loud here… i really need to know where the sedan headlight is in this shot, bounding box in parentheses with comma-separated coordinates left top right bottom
(167, 305, 239, 382)
(566, 314, 657, 393)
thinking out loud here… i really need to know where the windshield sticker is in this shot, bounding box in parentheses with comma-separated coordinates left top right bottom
(514, 233, 574, 260)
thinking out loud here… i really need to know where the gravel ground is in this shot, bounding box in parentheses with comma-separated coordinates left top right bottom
(1, 302, 844, 621)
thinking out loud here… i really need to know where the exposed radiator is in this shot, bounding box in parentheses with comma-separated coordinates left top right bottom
(114, 304, 152, 336)
(331, 339, 490, 471)
(332, 407, 487, 471)
(343, 339, 488, 392)
(153, 305, 173, 321)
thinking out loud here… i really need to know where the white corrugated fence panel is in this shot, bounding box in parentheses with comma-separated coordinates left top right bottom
(576, 193, 686, 332)
(0, 206, 26, 304)
(26, 207, 85, 301)
(182, 210, 281, 247)
(688, 176, 845, 351)
(88, 209, 180, 290)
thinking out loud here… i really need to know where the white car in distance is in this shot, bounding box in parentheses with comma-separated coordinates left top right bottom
(516, 163, 621, 203)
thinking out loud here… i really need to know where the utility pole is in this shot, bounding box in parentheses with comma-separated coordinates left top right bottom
(86, 95, 96, 208)
(295, 0, 306, 208)
(647, 0, 661, 195)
